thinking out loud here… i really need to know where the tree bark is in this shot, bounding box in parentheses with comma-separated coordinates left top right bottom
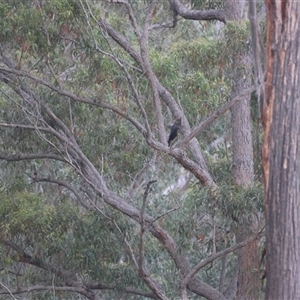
(263, 1, 300, 299)
(224, 1, 260, 299)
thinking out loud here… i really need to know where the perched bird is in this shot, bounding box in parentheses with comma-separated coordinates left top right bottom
(168, 118, 181, 146)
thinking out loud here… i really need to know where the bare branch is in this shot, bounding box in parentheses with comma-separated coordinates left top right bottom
(87, 283, 157, 299)
(131, 137, 215, 187)
(93, 42, 152, 139)
(140, 0, 167, 144)
(112, 218, 139, 269)
(0, 122, 54, 134)
(149, 21, 178, 30)
(182, 232, 264, 287)
(0, 281, 17, 300)
(0, 282, 156, 299)
(0, 285, 102, 299)
(168, 0, 226, 23)
(150, 206, 181, 225)
(138, 180, 169, 300)
(72, 14, 214, 185)
(180, 87, 256, 147)
(0, 152, 64, 163)
(30, 176, 92, 210)
(105, 0, 141, 40)
(127, 156, 157, 199)
(0, 70, 76, 148)
(96, 19, 144, 66)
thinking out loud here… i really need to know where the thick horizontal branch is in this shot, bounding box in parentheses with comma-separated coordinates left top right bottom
(0, 284, 156, 299)
(149, 21, 177, 30)
(169, 0, 226, 23)
(88, 283, 157, 299)
(0, 285, 96, 296)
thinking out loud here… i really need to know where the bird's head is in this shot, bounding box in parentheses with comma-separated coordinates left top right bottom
(175, 118, 181, 126)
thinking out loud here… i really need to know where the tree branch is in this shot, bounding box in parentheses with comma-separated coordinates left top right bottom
(0, 67, 147, 136)
(140, 0, 167, 144)
(0, 285, 101, 299)
(0, 282, 157, 299)
(93, 37, 152, 139)
(0, 281, 17, 300)
(30, 176, 91, 210)
(87, 283, 157, 299)
(138, 180, 169, 300)
(1, 240, 100, 300)
(105, 0, 142, 40)
(168, 0, 226, 23)
(0, 122, 55, 135)
(0, 152, 64, 163)
(96, 19, 144, 66)
(182, 232, 264, 287)
(149, 21, 178, 30)
(180, 87, 256, 147)
(80, 15, 216, 186)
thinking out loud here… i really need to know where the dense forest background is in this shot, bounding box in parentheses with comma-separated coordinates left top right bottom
(0, 0, 270, 299)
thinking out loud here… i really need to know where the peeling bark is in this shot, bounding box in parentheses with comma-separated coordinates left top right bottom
(264, 1, 300, 298)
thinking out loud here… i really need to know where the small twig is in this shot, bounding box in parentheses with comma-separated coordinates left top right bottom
(219, 255, 227, 293)
(138, 180, 170, 300)
(139, 180, 157, 265)
(149, 20, 179, 30)
(112, 218, 139, 269)
(28, 176, 91, 210)
(0, 281, 17, 300)
(150, 206, 181, 225)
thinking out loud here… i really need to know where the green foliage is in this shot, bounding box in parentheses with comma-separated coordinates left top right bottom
(224, 20, 251, 61)
(0, 0, 83, 56)
(0, 190, 146, 292)
(151, 37, 230, 133)
(217, 183, 264, 230)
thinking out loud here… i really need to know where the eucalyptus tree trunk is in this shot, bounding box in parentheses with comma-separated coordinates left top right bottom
(224, 1, 260, 299)
(263, 1, 300, 298)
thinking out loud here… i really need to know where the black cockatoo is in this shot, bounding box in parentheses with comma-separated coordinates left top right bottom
(168, 118, 181, 146)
